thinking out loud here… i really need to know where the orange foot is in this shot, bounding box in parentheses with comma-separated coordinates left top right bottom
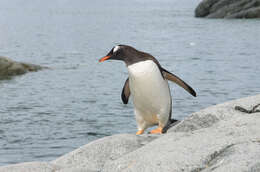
(136, 130, 144, 135)
(149, 127, 163, 134)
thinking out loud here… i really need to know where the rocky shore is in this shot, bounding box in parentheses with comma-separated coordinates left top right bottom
(195, 0, 260, 18)
(0, 56, 46, 79)
(0, 94, 260, 172)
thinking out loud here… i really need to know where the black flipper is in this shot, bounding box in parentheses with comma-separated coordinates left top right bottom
(161, 68, 196, 97)
(121, 78, 131, 104)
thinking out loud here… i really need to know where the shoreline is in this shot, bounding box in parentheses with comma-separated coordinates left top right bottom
(1, 94, 260, 172)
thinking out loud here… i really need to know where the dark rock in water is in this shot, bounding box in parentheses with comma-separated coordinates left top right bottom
(0, 56, 46, 79)
(195, 0, 260, 18)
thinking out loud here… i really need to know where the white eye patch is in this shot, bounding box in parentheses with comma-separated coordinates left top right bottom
(113, 45, 120, 53)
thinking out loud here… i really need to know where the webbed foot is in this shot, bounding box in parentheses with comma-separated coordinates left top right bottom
(136, 130, 144, 135)
(149, 127, 163, 134)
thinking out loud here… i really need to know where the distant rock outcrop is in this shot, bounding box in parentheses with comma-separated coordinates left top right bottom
(0, 56, 45, 79)
(0, 94, 260, 172)
(195, 0, 260, 18)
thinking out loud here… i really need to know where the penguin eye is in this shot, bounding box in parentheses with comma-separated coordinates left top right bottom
(114, 49, 120, 56)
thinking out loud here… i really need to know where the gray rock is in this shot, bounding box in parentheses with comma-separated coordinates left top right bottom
(195, 0, 260, 18)
(0, 162, 60, 172)
(103, 95, 260, 172)
(55, 167, 97, 172)
(0, 56, 45, 79)
(1, 95, 260, 172)
(52, 134, 160, 172)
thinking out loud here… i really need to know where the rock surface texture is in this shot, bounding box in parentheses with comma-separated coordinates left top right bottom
(0, 56, 45, 79)
(195, 0, 260, 18)
(0, 95, 260, 172)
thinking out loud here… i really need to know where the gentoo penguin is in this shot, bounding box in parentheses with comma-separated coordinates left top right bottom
(99, 45, 196, 135)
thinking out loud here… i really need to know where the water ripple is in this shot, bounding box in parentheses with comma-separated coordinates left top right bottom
(0, 0, 260, 166)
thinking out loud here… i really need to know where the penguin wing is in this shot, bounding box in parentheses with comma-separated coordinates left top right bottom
(162, 68, 196, 97)
(121, 78, 131, 104)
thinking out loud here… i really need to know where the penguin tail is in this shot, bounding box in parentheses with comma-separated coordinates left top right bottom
(162, 118, 180, 133)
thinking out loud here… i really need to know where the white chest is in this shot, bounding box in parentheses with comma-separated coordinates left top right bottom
(127, 60, 171, 114)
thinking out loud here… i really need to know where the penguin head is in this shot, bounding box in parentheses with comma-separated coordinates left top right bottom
(99, 45, 141, 65)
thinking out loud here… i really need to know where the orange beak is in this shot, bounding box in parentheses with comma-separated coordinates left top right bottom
(99, 55, 111, 62)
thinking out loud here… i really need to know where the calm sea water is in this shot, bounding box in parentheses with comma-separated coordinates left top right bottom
(0, 0, 260, 165)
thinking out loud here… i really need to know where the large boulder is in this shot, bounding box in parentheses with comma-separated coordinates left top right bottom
(0, 56, 45, 79)
(52, 134, 160, 172)
(195, 0, 260, 18)
(103, 95, 260, 172)
(0, 94, 260, 172)
(0, 162, 60, 172)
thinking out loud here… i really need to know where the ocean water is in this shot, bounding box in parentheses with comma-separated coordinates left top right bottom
(0, 0, 259, 165)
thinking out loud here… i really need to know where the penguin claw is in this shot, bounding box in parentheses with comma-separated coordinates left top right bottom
(149, 127, 163, 134)
(136, 130, 144, 135)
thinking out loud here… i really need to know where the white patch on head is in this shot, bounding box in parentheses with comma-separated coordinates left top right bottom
(113, 45, 120, 53)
